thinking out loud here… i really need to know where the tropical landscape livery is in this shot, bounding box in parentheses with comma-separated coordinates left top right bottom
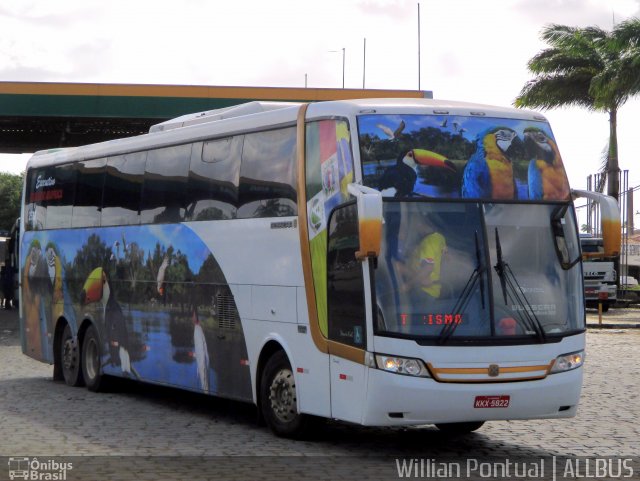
(21, 224, 252, 400)
(358, 114, 571, 201)
(305, 119, 354, 337)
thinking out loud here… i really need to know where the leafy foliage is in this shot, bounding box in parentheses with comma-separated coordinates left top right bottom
(515, 18, 640, 199)
(0, 173, 23, 234)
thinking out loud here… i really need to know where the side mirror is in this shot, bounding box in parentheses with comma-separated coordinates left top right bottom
(571, 189, 621, 257)
(347, 183, 383, 260)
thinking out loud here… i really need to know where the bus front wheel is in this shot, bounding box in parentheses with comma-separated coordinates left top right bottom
(260, 351, 308, 438)
(81, 324, 105, 392)
(435, 421, 485, 434)
(60, 324, 84, 387)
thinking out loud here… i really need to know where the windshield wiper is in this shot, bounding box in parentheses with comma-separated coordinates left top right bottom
(437, 231, 486, 344)
(493, 228, 547, 343)
(476, 231, 486, 311)
(494, 227, 508, 304)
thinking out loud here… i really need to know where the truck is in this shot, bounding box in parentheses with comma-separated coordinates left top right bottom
(580, 236, 617, 311)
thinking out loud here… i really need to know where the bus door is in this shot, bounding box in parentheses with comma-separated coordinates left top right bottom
(326, 201, 369, 422)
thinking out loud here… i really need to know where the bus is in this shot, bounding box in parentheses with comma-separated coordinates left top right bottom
(19, 98, 620, 437)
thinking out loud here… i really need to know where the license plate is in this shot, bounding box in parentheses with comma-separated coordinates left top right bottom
(474, 395, 510, 408)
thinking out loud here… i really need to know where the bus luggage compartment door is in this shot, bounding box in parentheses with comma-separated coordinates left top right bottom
(329, 354, 366, 423)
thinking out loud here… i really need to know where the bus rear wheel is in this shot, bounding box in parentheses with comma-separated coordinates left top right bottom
(435, 421, 484, 434)
(81, 324, 105, 392)
(260, 351, 308, 438)
(60, 324, 84, 387)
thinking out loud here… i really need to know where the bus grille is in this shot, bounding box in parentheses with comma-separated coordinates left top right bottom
(216, 292, 239, 330)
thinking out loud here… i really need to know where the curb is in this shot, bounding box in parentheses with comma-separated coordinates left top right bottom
(587, 323, 640, 329)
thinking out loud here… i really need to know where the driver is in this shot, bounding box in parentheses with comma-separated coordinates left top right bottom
(395, 220, 447, 302)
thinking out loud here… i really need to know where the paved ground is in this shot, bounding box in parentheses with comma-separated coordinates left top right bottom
(0, 307, 638, 480)
(586, 305, 640, 327)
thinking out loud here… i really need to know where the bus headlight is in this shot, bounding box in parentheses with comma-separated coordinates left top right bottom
(550, 351, 584, 374)
(374, 354, 431, 377)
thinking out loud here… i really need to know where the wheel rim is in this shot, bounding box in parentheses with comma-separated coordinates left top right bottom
(268, 368, 297, 423)
(62, 337, 78, 373)
(84, 337, 99, 381)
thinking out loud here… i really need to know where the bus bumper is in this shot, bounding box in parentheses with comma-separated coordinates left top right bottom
(361, 367, 582, 426)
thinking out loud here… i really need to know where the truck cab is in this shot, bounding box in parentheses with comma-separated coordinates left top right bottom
(580, 236, 616, 311)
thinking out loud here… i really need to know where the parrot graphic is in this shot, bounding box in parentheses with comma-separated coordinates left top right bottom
(191, 307, 211, 393)
(81, 267, 136, 378)
(378, 149, 456, 198)
(22, 239, 47, 359)
(157, 254, 170, 304)
(461, 127, 518, 199)
(524, 127, 571, 200)
(45, 242, 78, 334)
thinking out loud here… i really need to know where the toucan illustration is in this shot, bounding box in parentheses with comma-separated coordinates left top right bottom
(82, 267, 137, 378)
(378, 149, 457, 198)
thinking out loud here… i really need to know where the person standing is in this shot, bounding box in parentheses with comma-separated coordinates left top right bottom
(1, 265, 11, 309)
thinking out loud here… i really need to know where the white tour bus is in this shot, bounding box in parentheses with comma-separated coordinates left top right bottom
(20, 98, 620, 437)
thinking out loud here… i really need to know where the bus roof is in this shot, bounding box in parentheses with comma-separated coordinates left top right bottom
(149, 101, 302, 133)
(306, 97, 548, 122)
(26, 98, 548, 170)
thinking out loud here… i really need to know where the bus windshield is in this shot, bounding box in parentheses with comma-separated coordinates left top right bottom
(374, 201, 584, 342)
(358, 113, 570, 202)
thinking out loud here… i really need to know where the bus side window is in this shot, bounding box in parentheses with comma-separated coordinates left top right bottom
(327, 203, 367, 348)
(44, 163, 76, 229)
(102, 152, 146, 226)
(72, 159, 106, 228)
(25, 170, 43, 230)
(140, 145, 191, 224)
(25, 168, 42, 231)
(186, 137, 242, 221)
(25, 166, 71, 231)
(238, 127, 297, 218)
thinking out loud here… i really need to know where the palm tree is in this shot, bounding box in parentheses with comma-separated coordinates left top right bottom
(515, 18, 640, 200)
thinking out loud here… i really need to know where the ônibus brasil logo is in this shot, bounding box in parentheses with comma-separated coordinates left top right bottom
(7, 457, 72, 480)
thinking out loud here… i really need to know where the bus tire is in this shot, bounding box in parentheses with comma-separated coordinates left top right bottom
(81, 324, 105, 392)
(435, 421, 484, 434)
(260, 350, 308, 438)
(61, 324, 84, 387)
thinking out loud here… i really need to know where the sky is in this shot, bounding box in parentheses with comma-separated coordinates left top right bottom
(1, 0, 640, 216)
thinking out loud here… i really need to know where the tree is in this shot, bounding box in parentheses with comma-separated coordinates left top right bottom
(515, 19, 640, 200)
(0, 173, 23, 234)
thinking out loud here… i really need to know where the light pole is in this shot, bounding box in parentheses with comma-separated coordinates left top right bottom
(363, 38, 366, 89)
(418, 2, 421, 90)
(341, 47, 345, 88)
(329, 48, 346, 88)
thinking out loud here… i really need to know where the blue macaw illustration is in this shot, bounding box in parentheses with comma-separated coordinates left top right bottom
(44, 242, 78, 334)
(462, 127, 517, 199)
(524, 127, 570, 200)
